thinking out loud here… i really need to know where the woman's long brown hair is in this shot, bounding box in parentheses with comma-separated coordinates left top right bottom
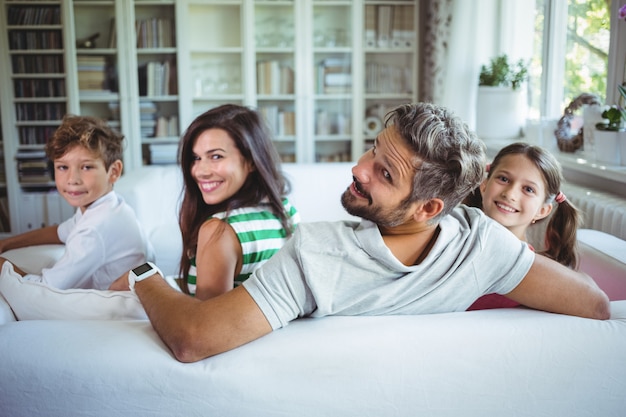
(177, 104, 293, 289)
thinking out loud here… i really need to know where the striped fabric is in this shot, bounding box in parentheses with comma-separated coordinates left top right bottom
(186, 199, 299, 295)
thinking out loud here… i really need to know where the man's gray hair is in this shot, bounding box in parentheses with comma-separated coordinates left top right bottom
(385, 103, 486, 222)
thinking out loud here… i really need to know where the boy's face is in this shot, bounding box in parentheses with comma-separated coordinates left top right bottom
(53, 146, 122, 213)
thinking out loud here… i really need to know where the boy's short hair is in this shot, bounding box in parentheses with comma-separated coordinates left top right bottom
(45, 114, 125, 169)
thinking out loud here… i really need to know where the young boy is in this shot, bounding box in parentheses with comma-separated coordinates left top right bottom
(0, 115, 154, 290)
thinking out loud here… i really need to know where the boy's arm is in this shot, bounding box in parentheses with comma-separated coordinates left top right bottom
(135, 275, 272, 362)
(0, 225, 61, 253)
(506, 253, 610, 319)
(0, 257, 27, 275)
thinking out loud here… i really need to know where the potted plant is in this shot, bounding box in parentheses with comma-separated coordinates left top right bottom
(594, 84, 626, 165)
(476, 54, 529, 141)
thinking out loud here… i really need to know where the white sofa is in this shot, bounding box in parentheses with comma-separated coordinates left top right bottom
(1, 163, 625, 417)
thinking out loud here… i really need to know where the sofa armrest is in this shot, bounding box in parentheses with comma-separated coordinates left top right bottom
(578, 229, 626, 300)
(0, 244, 65, 275)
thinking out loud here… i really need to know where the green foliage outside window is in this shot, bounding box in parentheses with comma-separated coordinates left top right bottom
(530, 0, 609, 119)
(564, 0, 609, 105)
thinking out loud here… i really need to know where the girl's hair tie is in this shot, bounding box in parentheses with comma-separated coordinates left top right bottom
(555, 191, 567, 204)
(485, 163, 491, 173)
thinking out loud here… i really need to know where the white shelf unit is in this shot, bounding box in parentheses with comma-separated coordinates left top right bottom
(67, 0, 183, 169)
(0, 0, 418, 233)
(65, 0, 129, 154)
(176, 0, 419, 164)
(130, 0, 181, 167)
(0, 0, 70, 233)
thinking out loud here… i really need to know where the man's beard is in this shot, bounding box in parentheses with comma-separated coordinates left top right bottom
(340, 187, 413, 228)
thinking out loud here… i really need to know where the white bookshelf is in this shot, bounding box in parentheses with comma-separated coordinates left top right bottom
(0, 0, 418, 233)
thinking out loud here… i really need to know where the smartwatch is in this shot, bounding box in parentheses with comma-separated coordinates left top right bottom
(128, 262, 162, 293)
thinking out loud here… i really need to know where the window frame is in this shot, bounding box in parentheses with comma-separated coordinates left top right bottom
(607, 0, 626, 105)
(539, 0, 625, 118)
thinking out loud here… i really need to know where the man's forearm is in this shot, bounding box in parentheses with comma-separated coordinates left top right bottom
(135, 277, 273, 363)
(508, 254, 610, 320)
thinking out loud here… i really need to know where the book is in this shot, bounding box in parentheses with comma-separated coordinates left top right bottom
(107, 17, 116, 48)
(377, 5, 392, 48)
(364, 5, 376, 47)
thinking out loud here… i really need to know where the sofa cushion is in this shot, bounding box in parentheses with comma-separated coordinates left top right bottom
(0, 262, 147, 321)
(0, 302, 624, 417)
(578, 229, 626, 300)
(0, 292, 16, 324)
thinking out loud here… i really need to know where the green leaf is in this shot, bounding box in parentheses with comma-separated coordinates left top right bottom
(478, 54, 529, 90)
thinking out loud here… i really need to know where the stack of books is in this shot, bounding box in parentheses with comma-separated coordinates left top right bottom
(256, 60, 294, 95)
(316, 58, 351, 94)
(259, 106, 295, 137)
(139, 101, 157, 138)
(149, 143, 178, 165)
(77, 55, 107, 91)
(135, 17, 174, 48)
(138, 59, 176, 97)
(154, 115, 178, 138)
(16, 150, 52, 185)
(364, 4, 415, 48)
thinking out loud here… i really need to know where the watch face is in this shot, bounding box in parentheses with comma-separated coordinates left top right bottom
(132, 263, 153, 276)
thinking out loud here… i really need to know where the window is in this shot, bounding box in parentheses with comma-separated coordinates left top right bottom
(529, 0, 611, 120)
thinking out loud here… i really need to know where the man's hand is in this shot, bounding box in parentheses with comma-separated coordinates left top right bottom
(507, 254, 610, 320)
(108, 271, 130, 291)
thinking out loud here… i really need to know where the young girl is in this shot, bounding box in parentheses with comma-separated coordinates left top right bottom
(177, 104, 299, 300)
(465, 142, 582, 310)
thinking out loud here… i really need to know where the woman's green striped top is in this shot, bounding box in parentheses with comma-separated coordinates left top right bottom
(186, 199, 299, 295)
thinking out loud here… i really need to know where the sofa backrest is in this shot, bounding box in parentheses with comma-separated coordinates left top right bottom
(116, 166, 183, 277)
(281, 162, 358, 223)
(116, 163, 359, 277)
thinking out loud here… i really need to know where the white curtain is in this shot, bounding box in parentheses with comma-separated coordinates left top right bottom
(440, 0, 498, 129)
(424, 0, 534, 130)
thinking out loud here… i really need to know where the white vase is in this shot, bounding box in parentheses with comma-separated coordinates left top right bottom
(476, 86, 526, 141)
(582, 104, 604, 158)
(594, 129, 622, 165)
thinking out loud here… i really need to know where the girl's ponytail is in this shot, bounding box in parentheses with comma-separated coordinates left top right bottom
(542, 198, 582, 269)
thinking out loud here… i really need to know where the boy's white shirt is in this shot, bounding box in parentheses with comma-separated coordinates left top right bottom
(22, 191, 154, 290)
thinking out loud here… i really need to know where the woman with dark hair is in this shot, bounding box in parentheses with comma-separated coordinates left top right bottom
(177, 104, 299, 300)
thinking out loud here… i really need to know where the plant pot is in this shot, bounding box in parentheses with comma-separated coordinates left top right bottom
(594, 129, 622, 166)
(476, 86, 526, 141)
